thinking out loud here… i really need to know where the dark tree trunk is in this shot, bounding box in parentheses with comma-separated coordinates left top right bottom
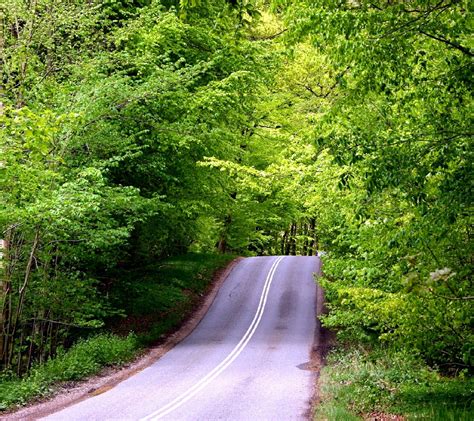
(290, 223, 297, 256)
(281, 231, 288, 255)
(302, 223, 308, 255)
(308, 218, 316, 256)
(284, 228, 291, 255)
(217, 215, 232, 254)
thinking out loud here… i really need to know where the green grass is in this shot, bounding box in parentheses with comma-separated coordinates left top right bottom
(0, 252, 236, 411)
(397, 380, 474, 420)
(116, 253, 235, 315)
(315, 344, 473, 421)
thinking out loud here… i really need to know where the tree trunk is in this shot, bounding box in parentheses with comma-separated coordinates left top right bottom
(290, 223, 297, 256)
(308, 218, 316, 256)
(217, 238, 227, 253)
(0, 80, 6, 367)
(0, 228, 13, 369)
(281, 231, 288, 255)
(217, 215, 232, 254)
(8, 230, 40, 369)
(302, 223, 308, 255)
(284, 228, 291, 255)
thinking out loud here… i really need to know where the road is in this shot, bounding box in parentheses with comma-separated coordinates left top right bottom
(43, 256, 321, 421)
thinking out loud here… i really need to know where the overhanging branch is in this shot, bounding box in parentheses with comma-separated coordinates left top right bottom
(419, 30, 474, 57)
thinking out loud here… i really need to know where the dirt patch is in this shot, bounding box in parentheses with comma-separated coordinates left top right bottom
(2, 257, 242, 421)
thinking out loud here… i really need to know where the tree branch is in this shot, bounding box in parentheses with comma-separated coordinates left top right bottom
(419, 30, 474, 57)
(29, 318, 96, 328)
(377, 1, 451, 40)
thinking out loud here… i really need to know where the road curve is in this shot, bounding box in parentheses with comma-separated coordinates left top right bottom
(43, 256, 321, 421)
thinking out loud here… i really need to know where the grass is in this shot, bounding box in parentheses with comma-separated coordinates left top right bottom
(0, 252, 236, 411)
(315, 344, 474, 421)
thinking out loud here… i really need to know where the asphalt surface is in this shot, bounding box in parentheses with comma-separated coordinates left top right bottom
(43, 255, 321, 421)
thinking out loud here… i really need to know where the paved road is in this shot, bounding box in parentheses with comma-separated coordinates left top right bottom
(43, 256, 321, 421)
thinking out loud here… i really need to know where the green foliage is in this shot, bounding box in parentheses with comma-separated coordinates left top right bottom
(0, 252, 232, 410)
(267, 0, 474, 371)
(315, 344, 474, 420)
(0, 333, 138, 410)
(1, 0, 265, 376)
(1, 0, 472, 412)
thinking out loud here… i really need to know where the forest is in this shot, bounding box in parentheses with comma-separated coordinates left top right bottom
(1, 0, 473, 418)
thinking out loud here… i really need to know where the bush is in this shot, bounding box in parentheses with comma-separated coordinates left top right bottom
(320, 272, 474, 368)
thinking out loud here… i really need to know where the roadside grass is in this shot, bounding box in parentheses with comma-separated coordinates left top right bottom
(315, 344, 473, 421)
(0, 253, 235, 411)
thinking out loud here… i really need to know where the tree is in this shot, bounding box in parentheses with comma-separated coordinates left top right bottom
(0, 0, 275, 373)
(275, 0, 473, 368)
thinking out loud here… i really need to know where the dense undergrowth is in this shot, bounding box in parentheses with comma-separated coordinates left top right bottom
(0, 253, 234, 411)
(315, 344, 474, 421)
